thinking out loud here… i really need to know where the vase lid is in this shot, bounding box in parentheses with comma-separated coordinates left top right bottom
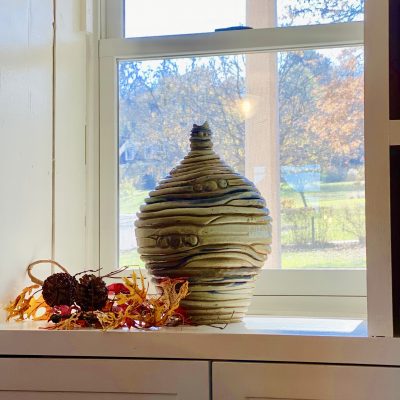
(190, 121, 213, 151)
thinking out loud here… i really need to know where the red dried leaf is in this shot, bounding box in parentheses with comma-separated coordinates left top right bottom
(53, 305, 72, 316)
(107, 283, 129, 294)
(125, 317, 134, 328)
(75, 319, 88, 328)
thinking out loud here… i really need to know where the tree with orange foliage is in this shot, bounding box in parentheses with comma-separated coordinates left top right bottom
(305, 48, 364, 174)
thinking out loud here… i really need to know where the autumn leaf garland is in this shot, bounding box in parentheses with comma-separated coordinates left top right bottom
(5, 260, 189, 330)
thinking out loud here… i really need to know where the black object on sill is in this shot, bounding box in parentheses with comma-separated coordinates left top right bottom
(390, 145, 400, 336)
(215, 26, 253, 32)
(390, 0, 400, 119)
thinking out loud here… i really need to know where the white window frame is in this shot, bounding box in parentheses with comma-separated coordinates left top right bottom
(98, 0, 369, 320)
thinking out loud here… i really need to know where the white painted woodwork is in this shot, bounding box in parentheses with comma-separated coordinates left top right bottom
(54, 0, 87, 273)
(0, 0, 53, 311)
(99, 55, 119, 270)
(249, 295, 367, 318)
(103, 0, 124, 39)
(364, 0, 393, 336)
(256, 269, 366, 296)
(0, 358, 209, 400)
(0, 396, 162, 400)
(0, 395, 181, 400)
(250, 269, 367, 317)
(245, 1, 280, 270)
(85, 0, 101, 266)
(100, 22, 364, 59)
(8, 319, 400, 367)
(213, 362, 400, 399)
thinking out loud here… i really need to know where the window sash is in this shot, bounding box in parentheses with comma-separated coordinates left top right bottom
(98, 20, 366, 317)
(100, 21, 364, 59)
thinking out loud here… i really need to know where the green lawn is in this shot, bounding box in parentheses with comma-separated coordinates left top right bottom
(282, 244, 366, 269)
(120, 244, 366, 269)
(120, 188, 148, 215)
(119, 180, 366, 269)
(280, 181, 365, 208)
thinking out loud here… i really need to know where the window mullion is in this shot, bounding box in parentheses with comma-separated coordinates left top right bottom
(99, 56, 119, 271)
(102, 0, 124, 39)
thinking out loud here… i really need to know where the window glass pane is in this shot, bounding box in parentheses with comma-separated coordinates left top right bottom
(118, 47, 365, 270)
(124, 0, 364, 38)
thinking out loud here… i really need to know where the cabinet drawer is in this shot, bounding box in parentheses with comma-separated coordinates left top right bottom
(213, 361, 400, 400)
(0, 358, 209, 400)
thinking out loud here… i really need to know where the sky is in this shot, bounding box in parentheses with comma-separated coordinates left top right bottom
(124, 0, 364, 38)
(125, 0, 247, 38)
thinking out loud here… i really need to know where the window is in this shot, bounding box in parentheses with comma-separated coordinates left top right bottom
(100, 0, 366, 317)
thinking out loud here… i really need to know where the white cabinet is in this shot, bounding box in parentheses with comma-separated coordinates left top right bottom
(3, 329, 400, 400)
(0, 358, 209, 400)
(2, 355, 400, 399)
(213, 362, 400, 400)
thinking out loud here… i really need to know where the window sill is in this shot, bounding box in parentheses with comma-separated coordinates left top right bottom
(0, 315, 368, 336)
(2, 316, 399, 366)
(239, 316, 368, 337)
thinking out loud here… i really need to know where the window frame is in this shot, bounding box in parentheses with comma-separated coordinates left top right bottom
(98, 0, 368, 319)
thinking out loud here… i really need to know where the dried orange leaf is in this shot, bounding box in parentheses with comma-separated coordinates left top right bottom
(95, 311, 125, 331)
(45, 313, 80, 330)
(5, 285, 40, 321)
(27, 295, 53, 321)
(158, 279, 189, 313)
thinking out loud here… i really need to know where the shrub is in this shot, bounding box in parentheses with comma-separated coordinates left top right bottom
(341, 205, 366, 244)
(282, 207, 334, 247)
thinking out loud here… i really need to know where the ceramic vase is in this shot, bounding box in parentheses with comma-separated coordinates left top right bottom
(135, 122, 272, 324)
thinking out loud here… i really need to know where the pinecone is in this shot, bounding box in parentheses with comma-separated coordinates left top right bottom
(75, 274, 108, 311)
(42, 273, 78, 307)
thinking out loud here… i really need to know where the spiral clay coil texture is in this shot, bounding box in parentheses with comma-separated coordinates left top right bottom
(135, 122, 272, 324)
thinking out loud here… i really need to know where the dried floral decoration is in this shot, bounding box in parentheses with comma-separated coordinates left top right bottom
(6, 259, 189, 330)
(5, 285, 52, 322)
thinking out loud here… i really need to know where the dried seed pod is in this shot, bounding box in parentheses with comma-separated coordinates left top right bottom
(42, 273, 78, 307)
(75, 274, 108, 311)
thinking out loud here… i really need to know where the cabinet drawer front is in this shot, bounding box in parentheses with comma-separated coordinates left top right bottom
(213, 362, 400, 400)
(0, 394, 176, 400)
(0, 358, 209, 400)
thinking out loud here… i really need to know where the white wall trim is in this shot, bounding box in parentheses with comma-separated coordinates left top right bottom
(85, 0, 101, 267)
(102, 0, 124, 39)
(99, 55, 119, 270)
(364, 0, 393, 337)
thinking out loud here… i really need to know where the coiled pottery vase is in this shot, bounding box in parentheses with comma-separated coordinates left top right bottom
(135, 122, 272, 324)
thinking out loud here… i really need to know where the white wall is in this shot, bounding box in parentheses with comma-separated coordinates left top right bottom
(0, 0, 87, 312)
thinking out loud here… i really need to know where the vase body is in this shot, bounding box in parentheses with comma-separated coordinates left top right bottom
(135, 122, 272, 324)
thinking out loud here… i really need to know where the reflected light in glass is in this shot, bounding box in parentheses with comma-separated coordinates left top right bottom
(244, 316, 364, 333)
